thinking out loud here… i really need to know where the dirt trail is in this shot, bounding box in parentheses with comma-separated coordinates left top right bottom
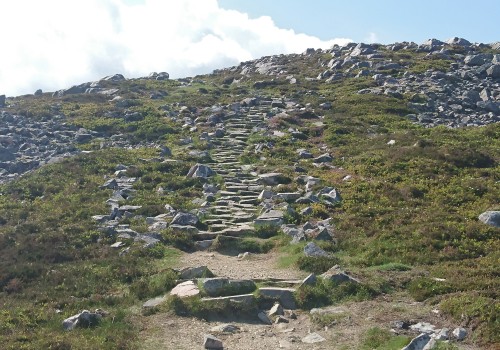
(175, 251, 307, 281)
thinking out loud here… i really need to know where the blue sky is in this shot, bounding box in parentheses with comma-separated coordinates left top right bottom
(1, 0, 498, 97)
(219, 0, 500, 44)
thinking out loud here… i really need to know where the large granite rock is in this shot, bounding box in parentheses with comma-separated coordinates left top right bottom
(401, 333, 431, 350)
(171, 212, 199, 226)
(187, 164, 215, 178)
(62, 310, 104, 330)
(303, 242, 330, 257)
(257, 173, 290, 185)
(478, 211, 500, 227)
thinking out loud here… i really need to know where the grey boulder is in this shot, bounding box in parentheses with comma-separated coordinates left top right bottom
(187, 163, 215, 178)
(203, 334, 223, 349)
(171, 212, 199, 226)
(479, 211, 500, 227)
(63, 310, 103, 330)
(401, 333, 431, 350)
(304, 242, 330, 257)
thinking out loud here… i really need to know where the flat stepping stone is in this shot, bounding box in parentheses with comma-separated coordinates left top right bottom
(204, 219, 224, 225)
(239, 199, 259, 205)
(195, 240, 214, 250)
(201, 278, 256, 297)
(219, 225, 254, 236)
(209, 224, 231, 232)
(170, 281, 200, 298)
(196, 232, 219, 240)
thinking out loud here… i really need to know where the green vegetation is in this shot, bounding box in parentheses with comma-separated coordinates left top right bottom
(1, 44, 499, 348)
(359, 327, 411, 350)
(295, 279, 376, 309)
(296, 255, 340, 274)
(165, 295, 258, 320)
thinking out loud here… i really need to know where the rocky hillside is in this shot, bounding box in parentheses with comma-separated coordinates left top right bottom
(0, 38, 499, 350)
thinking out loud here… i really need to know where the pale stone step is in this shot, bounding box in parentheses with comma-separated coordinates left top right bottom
(201, 294, 255, 305)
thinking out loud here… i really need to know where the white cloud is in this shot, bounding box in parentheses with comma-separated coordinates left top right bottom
(365, 32, 379, 44)
(0, 0, 351, 96)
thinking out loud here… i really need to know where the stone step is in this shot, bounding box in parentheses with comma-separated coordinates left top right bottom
(194, 239, 214, 250)
(201, 294, 255, 305)
(208, 224, 231, 232)
(204, 219, 223, 225)
(239, 190, 261, 196)
(196, 232, 218, 240)
(240, 198, 259, 205)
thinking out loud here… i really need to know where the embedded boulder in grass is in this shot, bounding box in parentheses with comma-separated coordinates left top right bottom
(320, 265, 359, 284)
(401, 333, 431, 350)
(179, 266, 214, 279)
(257, 172, 290, 186)
(301, 332, 326, 344)
(63, 310, 105, 331)
(304, 242, 330, 257)
(171, 212, 199, 226)
(478, 211, 500, 228)
(313, 153, 333, 163)
(187, 163, 215, 178)
(201, 278, 256, 297)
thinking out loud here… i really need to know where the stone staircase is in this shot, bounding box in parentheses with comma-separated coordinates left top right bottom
(194, 108, 269, 250)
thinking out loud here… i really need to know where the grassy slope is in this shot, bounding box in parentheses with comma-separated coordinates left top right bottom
(0, 48, 499, 348)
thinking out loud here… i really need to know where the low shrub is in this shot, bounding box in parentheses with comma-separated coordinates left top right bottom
(295, 279, 376, 309)
(129, 269, 178, 300)
(408, 277, 455, 301)
(296, 255, 340, 274)
(359, 327, 410, 350)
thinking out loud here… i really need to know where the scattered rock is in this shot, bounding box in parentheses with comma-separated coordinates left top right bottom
(268, 302, 284, 317)
(210, 324, 240, 333)
(301, 332, 326, 344)
(203, 334, 223, 349)
(179, 266, 213, 279)
(402, 333, 431, 350)
(313, 153, 333, 163)
(187, 164, 215, 178)
(410, 322, 436, 334)
(452, 327, 467, 341)
(62, 310, 104, 331)
(303, 242, 330, 257)
(257, 311, 273, 325)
